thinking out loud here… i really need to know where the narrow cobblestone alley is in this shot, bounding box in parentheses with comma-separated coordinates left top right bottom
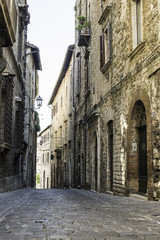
(0, 189, 160, 240)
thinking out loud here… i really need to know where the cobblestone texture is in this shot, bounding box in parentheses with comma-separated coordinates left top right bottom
(0, 189, 160, 240)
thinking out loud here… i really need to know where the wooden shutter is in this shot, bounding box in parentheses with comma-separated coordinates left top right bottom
(107, 21, 112, 61)
(100, 33, 105, 68)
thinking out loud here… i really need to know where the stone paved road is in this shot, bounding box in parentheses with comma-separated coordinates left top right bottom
(0, 189, 160, 240)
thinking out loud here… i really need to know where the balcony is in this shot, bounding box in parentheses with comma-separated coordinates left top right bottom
(76, 16, 91, 47)
(0, 0, 17, 46)
(78, 27, 91, 47)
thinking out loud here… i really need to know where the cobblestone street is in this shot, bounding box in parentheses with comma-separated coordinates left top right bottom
(0, 189, 160, 240)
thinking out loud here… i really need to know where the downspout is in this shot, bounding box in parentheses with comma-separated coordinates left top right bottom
(73, 50, 76, 188)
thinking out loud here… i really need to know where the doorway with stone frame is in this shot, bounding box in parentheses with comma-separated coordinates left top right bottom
(91, 132, 98, 191)
(127, 100, 148, 194)
(107, 120, 113, 192)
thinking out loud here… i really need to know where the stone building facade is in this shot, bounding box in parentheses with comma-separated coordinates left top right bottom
(49, 45, 74, 189)
(24, 43, 42, 188)
(70, 0, 160, 200)
(36, 125, 51, 189)
(0, 0, 41, 192)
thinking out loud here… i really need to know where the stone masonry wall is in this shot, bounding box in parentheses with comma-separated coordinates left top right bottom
(74, 0, 160, 199)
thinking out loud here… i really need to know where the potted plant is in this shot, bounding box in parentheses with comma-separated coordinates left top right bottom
(76, 15, 91, 33)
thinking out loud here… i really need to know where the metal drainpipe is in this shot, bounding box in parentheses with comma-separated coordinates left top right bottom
(84, 100, 87, 188)
(72, 50, 76, 188)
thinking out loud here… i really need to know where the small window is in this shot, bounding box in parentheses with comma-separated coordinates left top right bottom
(47, 152, 49, 162)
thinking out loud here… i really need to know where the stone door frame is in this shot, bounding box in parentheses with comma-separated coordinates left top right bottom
(127, 89, 151, 197)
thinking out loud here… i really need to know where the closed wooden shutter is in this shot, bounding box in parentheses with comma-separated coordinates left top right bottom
(107, 21, 112, 61)
(100, 33, 105, 68)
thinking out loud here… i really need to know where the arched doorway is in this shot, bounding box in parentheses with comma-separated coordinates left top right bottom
(107, 121, 113, 191)
(128, 100, 147, 194)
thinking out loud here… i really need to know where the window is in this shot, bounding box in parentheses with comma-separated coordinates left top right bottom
(100, 21, 112, 69)
(132, 0, 142, 48)
(47, 152, 49, 162)
(105, 22, 112, 62)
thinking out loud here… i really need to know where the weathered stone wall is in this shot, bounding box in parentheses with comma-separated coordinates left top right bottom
(0, 0, 32, 193)
(74, 0, 160, 200)
(50, 52, 74, 188)
(37, 127, 51, 189)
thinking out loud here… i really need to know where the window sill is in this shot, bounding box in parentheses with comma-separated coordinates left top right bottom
(129, 42, 145, 60)
(100, 59, 112, 76)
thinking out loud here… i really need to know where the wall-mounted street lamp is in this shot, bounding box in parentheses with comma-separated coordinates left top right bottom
(36, 95, 43, 109)
(24, 95, 43, 113)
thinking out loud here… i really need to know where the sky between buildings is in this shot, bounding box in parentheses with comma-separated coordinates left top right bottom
(27, 0, 75, 130)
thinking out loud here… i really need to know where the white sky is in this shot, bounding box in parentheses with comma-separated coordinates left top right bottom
(27, 0, 75, 130)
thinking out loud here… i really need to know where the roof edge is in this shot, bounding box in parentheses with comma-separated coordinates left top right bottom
(48, 44, 74, 105)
